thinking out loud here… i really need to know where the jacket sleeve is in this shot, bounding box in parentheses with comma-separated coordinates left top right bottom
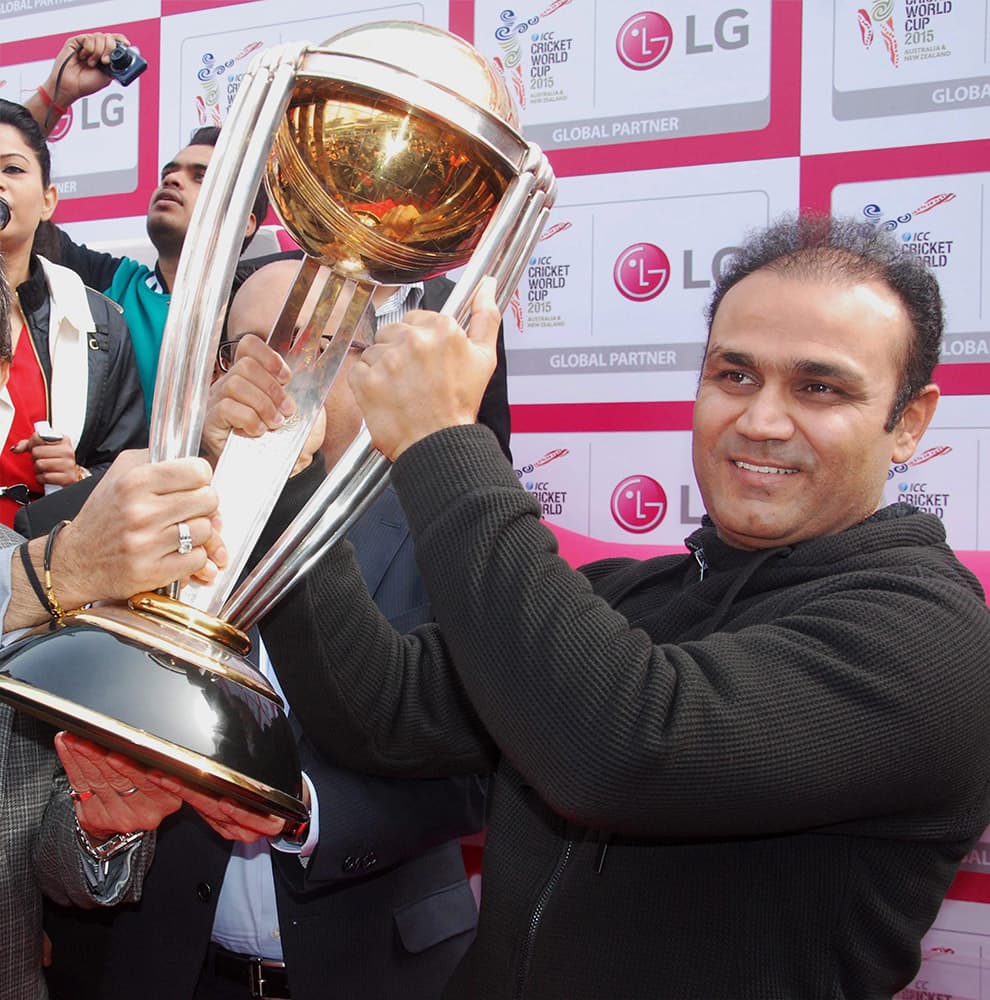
(265, 425, 990, 841)
(75, 292, 148, 473)
(261, 534, 499, 782)
(276, 735, 487, 890)
(55, 228, 122, 294)
(34, 755, 156, 909)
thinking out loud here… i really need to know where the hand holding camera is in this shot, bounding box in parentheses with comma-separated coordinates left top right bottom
(33, 33, 150, 135)
(99, 42, 148, 87)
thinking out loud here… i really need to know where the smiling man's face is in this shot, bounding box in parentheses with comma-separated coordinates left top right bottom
(692, 267, 935, 550)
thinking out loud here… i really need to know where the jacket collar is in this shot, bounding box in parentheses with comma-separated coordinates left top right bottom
(15, 255, 49, 314)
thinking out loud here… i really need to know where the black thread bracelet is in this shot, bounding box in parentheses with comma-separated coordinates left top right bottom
(42, 519, 71, 622)
(18, 542, 51, 618)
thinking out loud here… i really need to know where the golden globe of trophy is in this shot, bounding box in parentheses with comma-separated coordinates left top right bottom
(0, 21, 555, 823)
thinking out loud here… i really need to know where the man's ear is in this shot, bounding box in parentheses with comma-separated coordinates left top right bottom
(891, 383, 940, 463)
(244, 212, 259, 242)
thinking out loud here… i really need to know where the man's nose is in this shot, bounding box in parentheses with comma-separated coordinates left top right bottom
(735, 386, 795, 441)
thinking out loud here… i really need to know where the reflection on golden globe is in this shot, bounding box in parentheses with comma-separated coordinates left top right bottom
(266, 21, 525, 285)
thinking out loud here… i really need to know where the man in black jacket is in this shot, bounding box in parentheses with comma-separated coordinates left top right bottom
(247, 213, 990, 999)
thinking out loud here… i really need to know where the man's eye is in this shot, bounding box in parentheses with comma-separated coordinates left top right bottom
(803, 383, 835, 395)
(721, 370, 754, 385)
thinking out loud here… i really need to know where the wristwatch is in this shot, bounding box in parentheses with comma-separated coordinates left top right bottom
(73, 813, 145, 873)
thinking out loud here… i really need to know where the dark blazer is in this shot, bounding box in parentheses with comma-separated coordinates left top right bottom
(43, 486, 487, 1000)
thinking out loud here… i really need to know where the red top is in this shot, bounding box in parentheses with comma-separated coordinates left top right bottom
(0, 325, 48, 527)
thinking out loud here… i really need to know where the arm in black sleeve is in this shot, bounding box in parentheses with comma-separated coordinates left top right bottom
(55, 227, 123, 293)
(260, 533, 498, 780)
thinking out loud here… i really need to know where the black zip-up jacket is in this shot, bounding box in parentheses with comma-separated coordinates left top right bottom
(263, 425, 990, 1000)
(16, 256, 147, 473)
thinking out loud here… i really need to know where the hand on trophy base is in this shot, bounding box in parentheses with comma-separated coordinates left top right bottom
(58, 732, 288, 844)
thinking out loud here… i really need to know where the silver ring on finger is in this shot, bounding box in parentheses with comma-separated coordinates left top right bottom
(176, 521, 193, 555)
(118, 786, 140, 797)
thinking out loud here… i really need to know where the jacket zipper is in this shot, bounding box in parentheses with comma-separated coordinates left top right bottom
(694, 547, 708, 580)
(513, 838, 574, 1000)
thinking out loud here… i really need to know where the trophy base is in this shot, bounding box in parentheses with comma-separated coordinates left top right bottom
(0, 600, 307, 824)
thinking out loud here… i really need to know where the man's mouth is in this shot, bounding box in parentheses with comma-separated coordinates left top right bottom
(733, 460, 799, 475)
(153, 191, 181, 208)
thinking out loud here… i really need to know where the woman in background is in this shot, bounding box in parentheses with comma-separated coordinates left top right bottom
(0, 99, 145, 526)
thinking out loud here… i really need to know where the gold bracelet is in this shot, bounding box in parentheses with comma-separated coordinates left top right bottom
(42, 520, 71, 622)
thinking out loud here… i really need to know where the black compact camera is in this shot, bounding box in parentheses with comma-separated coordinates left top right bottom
(100, 43, 148, 86)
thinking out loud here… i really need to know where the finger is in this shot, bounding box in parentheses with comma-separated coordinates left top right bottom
(217, 798, 287, 834)
(368, 319, 409, 346)
(135, 456, 214, 499)
(233, 334, 293, 383)
(31, 454, 75, 474)
(9, 438, 29, 454)
(203, 527, 227, 570)
(111, 482, 219, 537)
(54, 731, 94, 794)
(59, 735, 148, 794)
(62, 743, 183, 836)
(467, 276, 501, 351)
(85, 33, 122, 66)
(214, 390, 289, 438)
(219, 361, 296, 424)
(184, 557, 219, 588)
(79, 784, 181, 839)
(160, 514, 214, 556)
(197, 814, 276, 843)
(148, 774, 281, 841)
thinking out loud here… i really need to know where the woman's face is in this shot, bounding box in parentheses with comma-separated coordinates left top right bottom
(0, 123, 57, 256)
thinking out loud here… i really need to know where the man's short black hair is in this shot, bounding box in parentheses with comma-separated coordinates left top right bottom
(707, 212, 944, 431)
(186, 125, 270, 253)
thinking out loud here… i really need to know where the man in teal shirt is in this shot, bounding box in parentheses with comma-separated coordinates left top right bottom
(26, 32, 268, 416)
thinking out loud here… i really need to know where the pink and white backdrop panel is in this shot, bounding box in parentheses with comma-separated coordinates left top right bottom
(1, 3, 987, 995)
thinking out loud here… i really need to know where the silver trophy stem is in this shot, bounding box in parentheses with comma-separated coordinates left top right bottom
(182, 264, 373, 617)
(222, 148, 556, 631)
(149, 44, 304, 600)
(150, 43, 305, 466)
(222, 428, 385, 630)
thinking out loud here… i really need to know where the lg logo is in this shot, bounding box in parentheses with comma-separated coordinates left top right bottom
(47, 95, 127, 141)
(614, 244, 742, 300)
(613, 243, 670, 301)
(616, 9, 751, 72)
(616, 12, 674, 70)
(611, 475, 668, 534)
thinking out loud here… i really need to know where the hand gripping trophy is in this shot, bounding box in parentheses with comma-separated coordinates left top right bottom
(0, 22, 556, 825)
